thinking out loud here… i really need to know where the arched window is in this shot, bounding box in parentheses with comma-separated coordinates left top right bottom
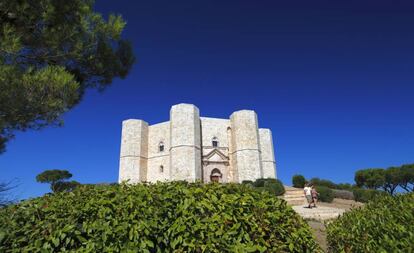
(212, 137, 218, 147)
(159, 142, 164, 152)
(159, 165, 164, 173)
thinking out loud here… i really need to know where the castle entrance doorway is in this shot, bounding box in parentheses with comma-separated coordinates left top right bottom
(210, 168, 222, 183)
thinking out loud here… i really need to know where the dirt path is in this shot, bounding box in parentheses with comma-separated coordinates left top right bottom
(294, 199, 364, 252)
(307, 220, 328, 252)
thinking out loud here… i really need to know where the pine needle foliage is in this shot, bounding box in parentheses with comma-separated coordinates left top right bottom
(0, 0, 135, 152)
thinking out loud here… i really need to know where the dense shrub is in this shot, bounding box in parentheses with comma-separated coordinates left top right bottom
(0, 182, 320, 252)
(332, 189, 354, 200)
(353, 188, 387, 203)
(253, 178, 285, 196)
(310, 178, 338, 189)
(253, 178, 272, 187)
(315, 186, 334, 203)
(292, 174, 306, 188)
(309, 178, 354, 190)
(264, 180, 285, 196)
(241, 180, 253, 185)
(335, 183, 353, 190)
(327, 193, 414, 252)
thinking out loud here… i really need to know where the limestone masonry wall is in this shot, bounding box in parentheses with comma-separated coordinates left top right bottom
(259, 128, 277, 178)
(118, 104, 277, 184)
(119, 120, 148, 183)
(147, 122, 170, 182)
(230, 110, 263, 182)
(169, 104, 202, 182)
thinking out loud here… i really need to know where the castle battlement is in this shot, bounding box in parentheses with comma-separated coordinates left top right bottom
(119, 104, 276, 183)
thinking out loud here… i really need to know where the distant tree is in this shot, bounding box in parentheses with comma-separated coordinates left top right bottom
(54, 180, 81, 192)
(292, 174, 306, 188)
(399, 164, 414, 192)
(354, 168, 385, 190)
(0, 0, 135, 153)
(383, 167, 401, 195)
(0, 180, 17, 207)
(354, 165, 414, 195)
(36, 170, 79, 193)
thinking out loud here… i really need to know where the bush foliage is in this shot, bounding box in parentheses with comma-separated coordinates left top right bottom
(263, 180, 285, 196)
(327, 193, 414, 252)
(315, 186, 334, 203)
(309, 177, 352, 190)
(292, 174, 306, 188)
(332, 189, 354, 200)
(0, 182, 320, 252)
(253, 178, 285, 196)
(352, 188, 387, 203)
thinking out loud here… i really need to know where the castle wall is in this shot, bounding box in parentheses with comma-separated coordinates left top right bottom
(119, 104, 277, 184)
(230, 110, 262, 182)
(147, 122, 170, 182)
(259, 128, 277, 178)
(119, 120, 148, 183)
(203, 163, 228, 183)
(169, 104, 202, 182)
(200, 117, 230, 155)
(227, 126, 237, 182)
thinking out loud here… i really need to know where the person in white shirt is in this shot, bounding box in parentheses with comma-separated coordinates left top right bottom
(304, 184, 313, 208)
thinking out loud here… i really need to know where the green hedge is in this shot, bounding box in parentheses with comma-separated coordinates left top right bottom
(292, 174, 306, 188)
(264, 180, 285, 196)
(315, 186, 334, 203)
(332, 189, 354, 200)
(0, 182, 320, 252)
(353, 188, 387, 203)
(241, 180, 253, 185)
(253, 178, 285, 196)
(327, 193, 414, 252)
(309, 178, 353, 190)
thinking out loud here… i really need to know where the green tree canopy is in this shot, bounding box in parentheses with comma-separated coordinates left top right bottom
(355, 164, 414, 195)
(36, 169, 79, 192)
(383, 166, 401, 195)
(0, 0, 135, 153)
(400, 164, 414, 192)
(354, 168, 385, 189)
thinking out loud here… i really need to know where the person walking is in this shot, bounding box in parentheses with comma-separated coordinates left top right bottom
(311, 185, 319, 208)
(304, 183, 313, 208)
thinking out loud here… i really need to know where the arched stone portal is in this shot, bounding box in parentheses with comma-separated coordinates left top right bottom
(210, 168, 222, 183)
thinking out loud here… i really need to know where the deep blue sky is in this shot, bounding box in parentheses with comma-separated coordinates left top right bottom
(2, 0, 414, 200)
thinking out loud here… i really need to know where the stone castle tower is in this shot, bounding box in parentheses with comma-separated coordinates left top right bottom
(119, 104, 276, 183)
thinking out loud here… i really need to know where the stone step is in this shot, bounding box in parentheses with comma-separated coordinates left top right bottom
(286, 200, 305, 206)
(284, 194, 303, 197)
(283, 194, 304, 198)
(285, 189, 303, 193)
(285, 197, 304, 201)
(280, 196, 306, 206)
(281, 186, 306, 206)
(284, 193, 304, 197)
(292, 206, 346, 221)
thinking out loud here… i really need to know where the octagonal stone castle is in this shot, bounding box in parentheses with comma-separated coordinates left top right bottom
(119, 103, 277, 184)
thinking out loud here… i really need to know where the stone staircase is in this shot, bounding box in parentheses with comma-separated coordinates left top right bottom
(292, 206, 345, 221)
(281, 186, 306, 206)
